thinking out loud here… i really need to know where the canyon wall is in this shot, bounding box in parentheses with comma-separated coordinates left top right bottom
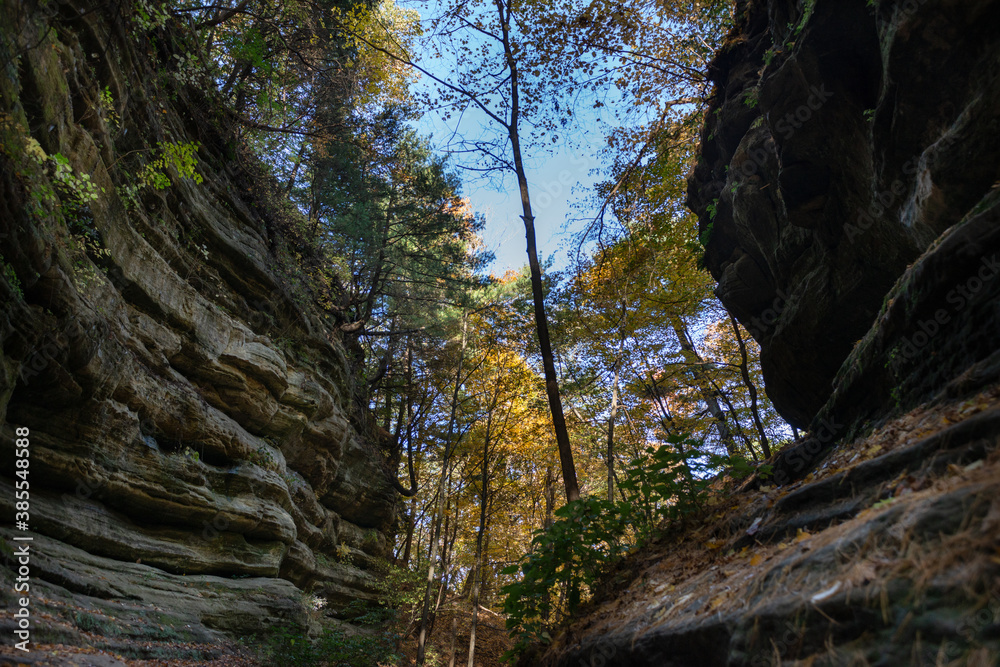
(0, 0, 398, 651)
(688, 0, 1000, 435)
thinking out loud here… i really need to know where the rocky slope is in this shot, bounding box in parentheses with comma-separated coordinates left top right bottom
(0, 0, 397, 655)
(532, 0, 1000, 664)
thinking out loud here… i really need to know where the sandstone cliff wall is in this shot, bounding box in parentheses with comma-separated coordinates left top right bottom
(688, 0, 1000, 434)
(0, 0, 397, 646)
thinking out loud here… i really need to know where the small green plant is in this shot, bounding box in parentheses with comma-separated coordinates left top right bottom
(705, 198, 719, 222)
(170, 52, 208, 86)
(1, 258, 23, 299)
(789, 0, 816, 37)
(250, 618, 403, 666)
(335, 542, 353, 563)
(181, 446, 200, 462)
(864, 108, 876, 122)
(249, 444, 275, 469)
(699, 218, 715, 249)
(133, 0, 170, 31)
(368, 557, 423, 611)
(117, 181, 142, 211)
(74, 612, 120, 637)
(138, 141, 203, 190)
(739, 459, 773, 480)
(98, 86, 120, 128)
(501, 496, 629, 657)
(872, 496, 896, 510)
(616, 434, 733, 527)
(743, 87, 759, 108)
(20, 140, 102, 224)
(52, 152, 101, 206)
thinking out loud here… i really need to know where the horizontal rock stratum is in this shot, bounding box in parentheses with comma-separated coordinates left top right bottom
(0, 0, 397, 651)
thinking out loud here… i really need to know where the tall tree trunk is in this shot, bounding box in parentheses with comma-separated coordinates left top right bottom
(416, 313, 468, 666)
(430, 442, 461, 639)
(438, 486, 460, 607)
(669, 315, 737, 455)
(606, 358, 620, 500)
(497, 0, 579, 502)
(283, 138, 308, 195)
(400, 496, 416, 565)
(543, 465, 557, 530)
(606, 298, 627, 501)
(729, 314, 772, 458)
(480, 527, 492, 604)
(467, 404, 490, 667)
(438, 505, 451, 603)
(391, 337, 418, 497)
(414, 523, 424, 571)
(707, 374, 758, 460)
(643, 368, 680, 446)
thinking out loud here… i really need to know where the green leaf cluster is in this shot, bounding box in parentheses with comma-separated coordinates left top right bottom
(139, 141, 203, 190)
(500, 496, 628, 658)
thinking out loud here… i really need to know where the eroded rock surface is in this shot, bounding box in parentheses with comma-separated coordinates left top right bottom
(688, 0, 1000, 428)
(0, 0, 396, 646)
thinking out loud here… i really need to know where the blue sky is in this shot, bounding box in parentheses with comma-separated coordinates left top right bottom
(402, 0, 614, 275)
(413, 107, 608, 275)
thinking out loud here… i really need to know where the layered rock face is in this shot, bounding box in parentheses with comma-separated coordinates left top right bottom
(688, 0, 1000, 430)
(1, 0, 396, 645)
